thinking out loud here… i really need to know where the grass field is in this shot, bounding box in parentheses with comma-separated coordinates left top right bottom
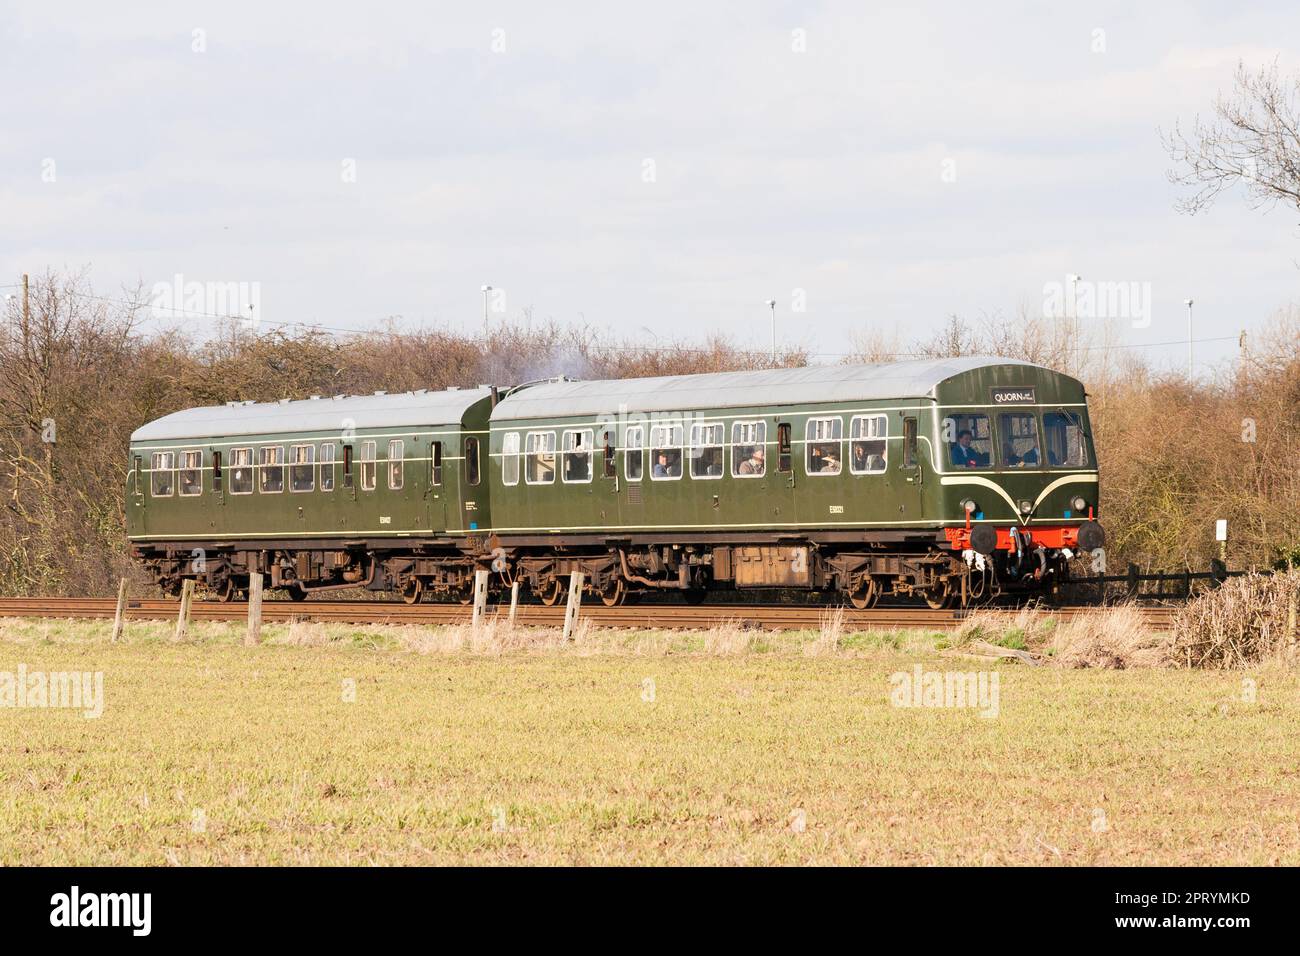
(1, 616, 1297, 865)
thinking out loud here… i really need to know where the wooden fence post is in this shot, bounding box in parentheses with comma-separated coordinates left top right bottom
(246, 573, 263, 646)
(508, 581, 520, 626)
(111, 578, 129, 644)
(471, 569, 490, 628)
(173, 579, 195, 642)
(563, 572, 584, 641)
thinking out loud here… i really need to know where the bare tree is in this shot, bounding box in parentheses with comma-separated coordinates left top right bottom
(1164, 59, 1300, 215)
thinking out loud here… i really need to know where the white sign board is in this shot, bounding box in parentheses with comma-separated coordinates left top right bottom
(1214, 519, 1228, 542)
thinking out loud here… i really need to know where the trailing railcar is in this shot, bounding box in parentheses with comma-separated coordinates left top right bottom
(127, 387, 495, 602)
(486, 357, 1103, 608)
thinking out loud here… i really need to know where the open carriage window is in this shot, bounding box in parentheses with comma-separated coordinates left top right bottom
(849, 415, 887, 475)
(731, 421, 766, 478)
(290, 444, 316, 492)
(562, 429, 593, 483)
(624, 426, 644, 481)
(179, 449, 203, 496)
(649, 423, 683, 480)
(805, 417, 843, 476)
(150, 451, 174, 497)
(525, 432, 556, 484)
(230, 447, 253, 494)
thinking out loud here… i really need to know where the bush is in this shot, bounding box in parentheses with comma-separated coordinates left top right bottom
(1172, 570, 1300, 668)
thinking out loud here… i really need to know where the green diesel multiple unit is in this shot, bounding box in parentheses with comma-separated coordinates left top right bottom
(128, 357, 1104, 608)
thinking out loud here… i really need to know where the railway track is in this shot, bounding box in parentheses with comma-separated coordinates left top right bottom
(0, 597, 1179, 631)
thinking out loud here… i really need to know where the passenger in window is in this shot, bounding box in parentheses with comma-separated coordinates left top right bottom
(737, 446, 765, 476)
(951, 430, 981, 468)
(653, 451, 681, 478)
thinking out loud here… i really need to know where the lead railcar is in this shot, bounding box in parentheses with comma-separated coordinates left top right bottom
(487, 356, 1104, 608)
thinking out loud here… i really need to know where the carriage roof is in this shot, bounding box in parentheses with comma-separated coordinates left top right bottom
(130, 387, 494, 443)
(490, 356, 1049, 422)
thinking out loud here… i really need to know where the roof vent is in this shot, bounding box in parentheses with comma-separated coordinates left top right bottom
(447, 386, 460, 391)
(373, 390, 387, 396)
(332, 394, 345, 400)
(278, 398, 291, 404)
(226, 401, 240, 407)
(309, 395, 322, 400)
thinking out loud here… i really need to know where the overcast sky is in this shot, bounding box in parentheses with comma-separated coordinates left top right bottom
(2, 1, 1298, 375)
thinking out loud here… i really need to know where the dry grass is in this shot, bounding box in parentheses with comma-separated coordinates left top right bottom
(954, 604, 1175, 669)
(1, 615, 1298, 865)
(1172, 571, 1300, 668)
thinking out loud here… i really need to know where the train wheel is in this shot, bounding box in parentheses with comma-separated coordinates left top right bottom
(599, 578, 626, 608)
(682, 588, 707, 605)
(924, 582, 956, 610)
(539, 579, 563, 607)
(402, 578, 424, 605)
(848, 578, 879, 610)
(288, 584, 309, 602)
(215, 578, 237, 603)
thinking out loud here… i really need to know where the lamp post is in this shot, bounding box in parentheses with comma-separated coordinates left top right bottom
(481, 284, 493, 336)
(1184, 298, 1194, 378)
(1066, 273, 1081, 374)
(766, 299, 777, 364)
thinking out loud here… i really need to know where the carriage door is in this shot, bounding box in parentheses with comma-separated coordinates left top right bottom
(900, 416, 924, 518)
(426, 439, 445, 532)
(131, 454, 147, 532)
(460, 437, 482, 531)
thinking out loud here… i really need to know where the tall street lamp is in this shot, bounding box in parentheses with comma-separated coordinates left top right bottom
(481, 285, 493, 336)
(766, 299, 777, 363)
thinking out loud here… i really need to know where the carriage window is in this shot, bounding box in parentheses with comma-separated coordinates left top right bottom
(943, 413, 991, 469)
(388, 439, 404, 490)
(360, 440, 377, 491)
(998, 413, 1042, 469)
(258, 445, 284, 493)
(526, 432, 556, 484)
(903, 418, 917, 468)
(179, 450, 203, 496)
(502, 432, 520, 486)
(133, 455, 143, 495)
(150, 451, 174, 497)
(343, 444, 353, 488)
(732, 421, 766, 477)
(562, 429, 593, 483)
(602, 429, 617, 478)
(849, 415, 888, 475)
(805, 417, 843, 476)
(431, 441, 442, 485)
(212, 450, 223, 493)
(625, 426, 644, 481)
(1043, 411, 1089, 468)
(319, 444, 335, 491)
(230, 447, 253, 494)
(690, 423, 724, 479)
(650, 423, 683, 480)
(777, 422, 792, 472)
(290, 444, 315, 492)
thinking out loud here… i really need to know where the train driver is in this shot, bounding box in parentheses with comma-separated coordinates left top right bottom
(951, 429, 981, 468)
